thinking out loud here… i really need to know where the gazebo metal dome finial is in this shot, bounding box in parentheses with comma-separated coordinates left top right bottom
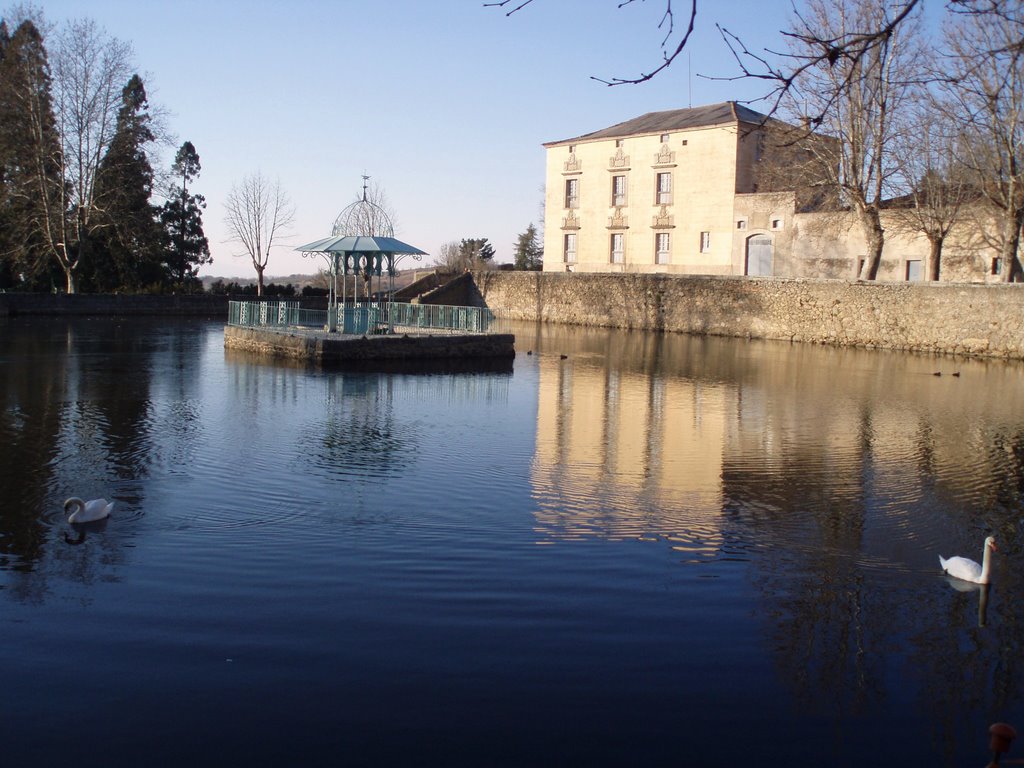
(331, 174, 394, 238)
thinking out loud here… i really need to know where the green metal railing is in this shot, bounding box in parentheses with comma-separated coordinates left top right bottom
(386, 302, 495, 333)
(228, 300, 323, 328)
(228, 300, 501, 335)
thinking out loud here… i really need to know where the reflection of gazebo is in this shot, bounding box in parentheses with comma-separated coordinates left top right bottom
(296, 178, 426, 332)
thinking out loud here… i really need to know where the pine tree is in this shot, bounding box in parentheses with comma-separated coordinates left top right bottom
(89, 74, 163, 291)
(457, 238, 495, 267)
(0, 20, 13, 288)
(160, 141, 210, 291)
(513, 223, 543, 270)
(0, 20, 64, 291)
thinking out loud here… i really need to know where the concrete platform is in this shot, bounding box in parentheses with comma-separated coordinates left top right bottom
(224, 324, 516, 368)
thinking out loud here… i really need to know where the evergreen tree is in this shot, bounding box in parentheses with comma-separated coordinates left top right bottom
(0, 19, 65, 291)
(0, 20, 13, 288)
(160, 141, 210, 291)
(89, 74, 163, 291)
(457, 238, 495, 267)
(513, 223, 543, 270)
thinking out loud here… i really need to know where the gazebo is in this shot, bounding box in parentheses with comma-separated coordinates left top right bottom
(296, 178, 426, 332)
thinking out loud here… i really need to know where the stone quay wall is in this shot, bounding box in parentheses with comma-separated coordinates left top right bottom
(471, 271, 1024, 359)
(224, 325, 516, 364)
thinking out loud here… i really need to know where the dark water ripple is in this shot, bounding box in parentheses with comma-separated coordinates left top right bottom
(1, 318, 1024, 767)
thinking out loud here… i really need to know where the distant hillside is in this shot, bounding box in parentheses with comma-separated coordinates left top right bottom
(201, 269, 443, 293)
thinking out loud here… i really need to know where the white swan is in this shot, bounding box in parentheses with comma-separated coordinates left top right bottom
(939, 536, 997, 584)
(64, 497, 114, 524)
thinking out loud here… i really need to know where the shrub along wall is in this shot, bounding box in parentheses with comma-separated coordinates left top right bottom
(471, 271, 1024, 360)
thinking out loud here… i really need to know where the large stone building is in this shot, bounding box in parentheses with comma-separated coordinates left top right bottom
(542, 102, 1002, 282)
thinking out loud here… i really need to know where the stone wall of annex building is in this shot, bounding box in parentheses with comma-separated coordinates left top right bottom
(786, 209, 1003, 283)
(471, 270, 1024, 359)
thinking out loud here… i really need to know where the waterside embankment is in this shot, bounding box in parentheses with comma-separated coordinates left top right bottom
(223, 325, 515, 366)
(471, 272, 1024, 360)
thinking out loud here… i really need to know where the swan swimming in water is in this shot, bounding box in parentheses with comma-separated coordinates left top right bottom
(64, 497, 114, 524)
(939, 536, 997, 584)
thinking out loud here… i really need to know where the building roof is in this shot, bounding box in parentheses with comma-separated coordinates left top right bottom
(543, 101, 771, 147)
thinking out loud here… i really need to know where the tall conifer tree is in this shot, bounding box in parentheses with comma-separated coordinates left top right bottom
(0, 19, 64, 290)
(160, 141, 210, 291)
(513, 223, 543, 270)
(89, 74, 163, 291)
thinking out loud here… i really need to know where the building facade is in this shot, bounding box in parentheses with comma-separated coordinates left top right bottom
(543, 102, 1003, 282)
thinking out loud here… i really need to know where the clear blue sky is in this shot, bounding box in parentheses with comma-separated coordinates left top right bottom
(25, 0, 793, 278)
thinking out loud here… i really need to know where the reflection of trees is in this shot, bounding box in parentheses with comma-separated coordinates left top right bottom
(74, 320, 157, 483)
(0, 318, 207, 601)
(984, 430, 1024, 514)
(765, 567, 885, 718)
(716, 348, 1024, 759)
(0, 320, 69, 571)
(525, 319, 1024, 759)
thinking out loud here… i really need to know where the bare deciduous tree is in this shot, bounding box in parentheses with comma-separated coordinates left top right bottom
(941, 4, 1024, 282)
(434, 240, 468, 272)
(49, 18, 134, 293)
(889, 99, 975, 281)
(777, 0, 921, 280)
(485, 0, 698, 86)
(223, 172, 295, 296)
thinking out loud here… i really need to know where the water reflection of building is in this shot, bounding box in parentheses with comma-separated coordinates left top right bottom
(532, 354, 729, 547)
(528, 318, 1024, 557)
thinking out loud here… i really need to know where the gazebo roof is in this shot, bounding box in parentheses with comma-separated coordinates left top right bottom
(295, 235, 427, 256)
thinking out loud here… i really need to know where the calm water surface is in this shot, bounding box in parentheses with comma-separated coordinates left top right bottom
(1, 317, 1023, 766)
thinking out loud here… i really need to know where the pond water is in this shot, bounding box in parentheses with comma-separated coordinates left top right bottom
(1, 317, 1023, 767)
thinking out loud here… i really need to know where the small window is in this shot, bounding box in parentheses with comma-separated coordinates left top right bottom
(992, 257, 1003, 275)
(611, 174, 627, 207)
(610, 233, 624, 264)
(564, 233, 577, 263)
(681, 139, 688, 146)
(771, 218, 783, 230)
(906, 259, 923, 281)
(615, 139, 624, 148)
(568, 145, 576, 154)
(656, 172, 672, 205)
(564, 178, 579, 209)
(700, 231, 711, 253)
(660, 133, 670, 143)
(736, 220, 747, 230)
(655, 232, 671, 264)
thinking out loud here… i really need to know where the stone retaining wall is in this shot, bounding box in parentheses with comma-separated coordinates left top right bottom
(224, 325, 516, 364)
(414, 272, 479, 307)
(471, 271, 1024, 359)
